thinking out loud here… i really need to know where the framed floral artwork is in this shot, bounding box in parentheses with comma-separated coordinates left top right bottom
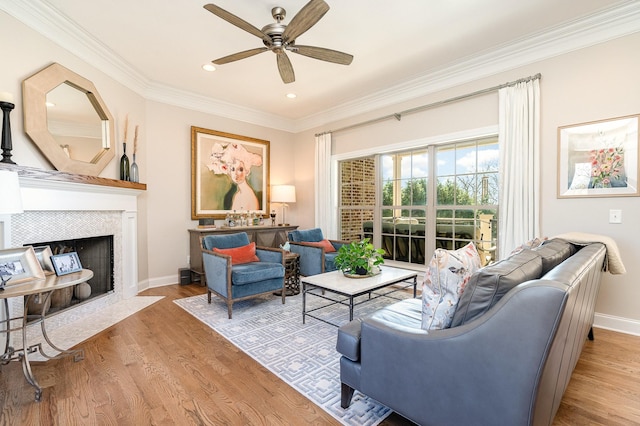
(557, 114, 639, 198)
(191, 127, 270, 219)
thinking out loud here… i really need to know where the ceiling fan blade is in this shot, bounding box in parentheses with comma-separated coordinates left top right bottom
(213, 47, 269, 65)
(282, 0, 330, 43)
(204, 4, 272, 45)
(276, 51, 295, 84)
(291, 45, 353, 65)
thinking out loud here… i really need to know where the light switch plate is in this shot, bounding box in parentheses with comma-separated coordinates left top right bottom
(609, 209, 622, 224)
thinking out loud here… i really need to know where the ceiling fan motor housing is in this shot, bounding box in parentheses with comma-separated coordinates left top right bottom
(261, 22, 287, 49)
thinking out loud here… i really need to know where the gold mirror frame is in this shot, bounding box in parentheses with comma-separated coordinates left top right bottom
(22, 63, 115, 176)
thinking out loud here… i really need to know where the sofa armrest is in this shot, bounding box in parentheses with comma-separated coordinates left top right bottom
(255, 246, 284, 264)
(358, 280, 568, 426)
(202, 249, 232, 297)
(336, 318, 363, 361)
(288, 242, 325, 276)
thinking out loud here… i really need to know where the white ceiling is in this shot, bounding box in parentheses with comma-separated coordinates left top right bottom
(4, 0, 638, 131)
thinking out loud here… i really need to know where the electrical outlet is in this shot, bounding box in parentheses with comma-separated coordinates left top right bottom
(609, 209, 622, 224)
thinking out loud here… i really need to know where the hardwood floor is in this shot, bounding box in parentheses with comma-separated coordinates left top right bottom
(1, 283, 639, 425)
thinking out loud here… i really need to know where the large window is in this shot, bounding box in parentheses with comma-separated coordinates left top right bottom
(435, 138, 499, 265)
(339, 136, 499, 268)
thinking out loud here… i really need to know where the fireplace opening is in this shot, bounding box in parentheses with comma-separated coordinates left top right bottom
(24, 235, 114, 315)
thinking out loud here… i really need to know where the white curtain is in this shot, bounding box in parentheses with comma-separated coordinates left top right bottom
(315, 132, 335, 237)
(498, 78, 541, 256)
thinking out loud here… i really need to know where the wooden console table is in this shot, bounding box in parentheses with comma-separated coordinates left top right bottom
(0, 269, 93, 401)
(188, 225, 298, 283)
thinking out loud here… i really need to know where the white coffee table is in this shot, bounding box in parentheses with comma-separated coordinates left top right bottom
(301, 266, 418, 326)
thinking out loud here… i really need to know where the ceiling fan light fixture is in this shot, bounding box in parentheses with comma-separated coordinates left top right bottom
(202, 63, 216, 72)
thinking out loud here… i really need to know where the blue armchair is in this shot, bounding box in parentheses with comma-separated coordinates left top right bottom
(201, 232, 286, 319)
(287, 228, 349, 276)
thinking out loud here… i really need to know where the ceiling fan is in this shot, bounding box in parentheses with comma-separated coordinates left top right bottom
(203, 0, 353, 84)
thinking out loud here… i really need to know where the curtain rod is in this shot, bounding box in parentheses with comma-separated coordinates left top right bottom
(316, 73, 541, 137)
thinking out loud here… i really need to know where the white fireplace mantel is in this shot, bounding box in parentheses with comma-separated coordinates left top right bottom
(1, 175, 143, 300)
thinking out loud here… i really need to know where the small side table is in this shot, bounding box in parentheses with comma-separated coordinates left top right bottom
(275, 252, 300, 296)
(0, 269, 93, 401)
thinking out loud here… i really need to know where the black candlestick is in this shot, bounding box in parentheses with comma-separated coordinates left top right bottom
(0, 101, 16, 164)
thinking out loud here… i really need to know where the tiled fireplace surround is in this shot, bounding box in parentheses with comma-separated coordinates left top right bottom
(0, 176, 141, 339)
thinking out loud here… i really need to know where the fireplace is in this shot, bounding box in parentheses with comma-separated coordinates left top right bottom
(24, 235, 114, 314)
(0, 171, 142, 343)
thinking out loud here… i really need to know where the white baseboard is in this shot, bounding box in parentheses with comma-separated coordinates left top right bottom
(594, 312, 640, 336)
(146, 274, 179, 288)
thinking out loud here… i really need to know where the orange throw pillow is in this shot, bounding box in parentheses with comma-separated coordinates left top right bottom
(306, 239, 336, 253)
(213, 242, 260, 264)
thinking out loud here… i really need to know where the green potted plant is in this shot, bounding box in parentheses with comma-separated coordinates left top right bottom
(334, 238, 385, 276)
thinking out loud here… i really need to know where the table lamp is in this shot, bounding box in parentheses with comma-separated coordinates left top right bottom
(271, 185, 296, 226)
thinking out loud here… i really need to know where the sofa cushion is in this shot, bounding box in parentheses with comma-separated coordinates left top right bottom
(532, 238, 577, 275)
(213, 242, 260, 265)
(509, 237, 546, 255)
(450, 249, 543, 327)
(231, 262, 284, 285)
(337, 299, 423, 362)
(421, 242, 481, 330)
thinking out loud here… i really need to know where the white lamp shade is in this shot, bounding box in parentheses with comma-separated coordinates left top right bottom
(0, 170, 24, 214)
(271, 185, 296, 203)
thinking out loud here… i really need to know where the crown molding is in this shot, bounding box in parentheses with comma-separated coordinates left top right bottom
(0, 0, 294, 131)
(1, 0, 149, 94)
(3, 0, 639, 134)
(294, 0, 640, 132)
(144, 82, 295, 132)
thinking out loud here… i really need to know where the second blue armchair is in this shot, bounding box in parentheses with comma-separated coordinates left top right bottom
(288, 228, 349, 276)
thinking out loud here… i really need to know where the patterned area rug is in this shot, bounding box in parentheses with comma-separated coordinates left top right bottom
(174, 289, 413, 426)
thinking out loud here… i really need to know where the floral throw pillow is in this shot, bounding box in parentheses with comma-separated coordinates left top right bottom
(421, 242, 482, 331)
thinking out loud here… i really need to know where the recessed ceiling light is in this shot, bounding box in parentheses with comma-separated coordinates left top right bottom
(46, 101, 56, 107)
(202, 63, 216, 72)
(286, 93, 297, 99)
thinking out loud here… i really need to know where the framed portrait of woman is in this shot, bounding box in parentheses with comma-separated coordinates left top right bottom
(191, 126, 270, 219)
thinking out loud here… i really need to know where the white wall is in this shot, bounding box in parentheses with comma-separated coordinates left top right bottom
(0, 11, 150, 283)
(293, 32, 640, 333)
(142, 101, 295, 287)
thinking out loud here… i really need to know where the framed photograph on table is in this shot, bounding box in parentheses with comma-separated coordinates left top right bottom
(33, 245, 56, 275)
(558, 114, 639, 198)
(0, 246, 45, 286)
(191, 126, 270, 219)
(50, 252, 83, 276)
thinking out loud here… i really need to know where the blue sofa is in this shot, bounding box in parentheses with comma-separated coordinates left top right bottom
(337, 240, 606, 425)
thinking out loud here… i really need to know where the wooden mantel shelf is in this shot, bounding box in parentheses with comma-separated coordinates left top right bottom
(0, 163, 146, 191)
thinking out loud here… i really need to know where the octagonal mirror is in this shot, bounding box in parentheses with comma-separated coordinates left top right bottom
(22, 63, 115, 176)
